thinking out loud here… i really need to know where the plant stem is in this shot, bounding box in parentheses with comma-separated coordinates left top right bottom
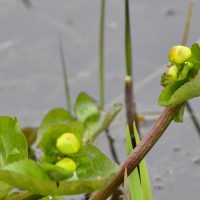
(98, 0, 120, 163)
(124, 0, 139, 143)
(89, 104, 182, 200)
(59, 35, 72, 112)
(181, 0, 200, 137)
(125, 0, 132, 76)
(99, 0, 106, 109)
(105, 129, 120, 164)
(125, 76, 138, 147)
(181, 0, 195, 46)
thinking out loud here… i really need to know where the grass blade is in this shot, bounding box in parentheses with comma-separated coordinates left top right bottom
(99, 0, 106, 109)
(133, 124, 153, 200)
(59, 35, 71, 112)
(126, 127, 143, 200)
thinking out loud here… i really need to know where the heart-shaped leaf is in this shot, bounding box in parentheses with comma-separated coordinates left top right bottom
(37, 108, 74, 143)
(0, 146, 119, 195)
(75, 92, 100, 123)
(0, 117, 28, 167)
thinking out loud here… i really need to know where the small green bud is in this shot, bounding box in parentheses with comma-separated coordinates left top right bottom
(167, 65, 178, 79)
(168, 45, 191, 64)
(56, 158, 77, 174)
(56, 133, 81, 155)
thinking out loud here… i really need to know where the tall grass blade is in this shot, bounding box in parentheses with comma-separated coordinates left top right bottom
(133, 123, 153, 200)
(126, 127, 143, 200)
(59, 35, 71, 112)
(99, 0, 106, 109)
(125, 0, 132, 76)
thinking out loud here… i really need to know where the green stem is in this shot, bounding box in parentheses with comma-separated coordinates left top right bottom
(89, 104, 182, 200)
(124, 0, 139, 144)
(59, 35, 72, 112)
(125, 0, 132, 76)
(99, 0, 106, 109)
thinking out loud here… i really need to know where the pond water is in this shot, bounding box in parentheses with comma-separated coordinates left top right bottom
(0, 0, 200, 199)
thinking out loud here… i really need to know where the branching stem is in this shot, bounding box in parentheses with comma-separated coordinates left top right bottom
(89, 104, 182, 200)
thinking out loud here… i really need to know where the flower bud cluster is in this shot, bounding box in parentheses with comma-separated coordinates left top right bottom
(161, 45, 193, 87)
(55, 133, 81, 175)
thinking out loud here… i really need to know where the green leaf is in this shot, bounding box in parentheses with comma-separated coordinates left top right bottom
(1, 160, 50, 180)
(77, 144, 119, 179)
(75, 92, 100, 122)
(83, 104, 122, 143)
(40, 162, 74, 181)
(39, 196, 64, 200)
(133, 124, 152, 200)
(188, 43, 200, 64)
(158, 70, 200, 106)
(173, 103, 186, 122)
(37, 108, 74, 143)
(126, 128, 143, 200)
(0, 117, 28, 167)
(39, 123, 84, 163)
(0, 181, 13, 199)
(0, 157, 118, 195)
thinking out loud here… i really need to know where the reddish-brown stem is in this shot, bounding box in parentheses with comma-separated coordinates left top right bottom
(125, 76, 139, 147)
(89, 105, 182, 200)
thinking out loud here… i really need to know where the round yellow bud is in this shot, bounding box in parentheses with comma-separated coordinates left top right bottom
(56, 133, 81, 155)
(168, 45, 191, 64)
(167, 65, 178, 79)
(56, 158, 77, 174)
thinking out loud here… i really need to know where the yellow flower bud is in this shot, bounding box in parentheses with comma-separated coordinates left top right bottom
(56, 158, 77, 174)
(167, 65, 178, 79)
(56, 133, 81, 155)
(168, 45, 191, 64)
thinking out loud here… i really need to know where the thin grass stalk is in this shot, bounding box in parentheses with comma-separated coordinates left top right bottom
(89, 104, 182, 200)
(99, 0, 105, 109)
(124, 0, 139, 145)
(181, 0, 200, 136)
(125, 0, 132, 76)
(99, 0, 120, 164)
(59, 35, 72, 112)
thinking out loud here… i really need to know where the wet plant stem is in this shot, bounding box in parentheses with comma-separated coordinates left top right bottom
(181, 0, 200, 137)
(105, 129, 120, 164)
(99, 0, 105, 109)
(89, 104, 182, 200)
(98, 0, 120, 163)
(124, 0, 139, 144)
(59, 35, 72, 112)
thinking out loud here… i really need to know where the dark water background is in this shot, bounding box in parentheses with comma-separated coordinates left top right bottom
(0, 0, 200, 199)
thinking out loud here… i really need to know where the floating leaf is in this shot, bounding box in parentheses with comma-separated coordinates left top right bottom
(75, 92, 100, 122)
(0, 117, 28, 167)
(37, 108, 74, 143)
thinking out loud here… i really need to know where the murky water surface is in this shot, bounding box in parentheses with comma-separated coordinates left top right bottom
(0, 0, 200, 199)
